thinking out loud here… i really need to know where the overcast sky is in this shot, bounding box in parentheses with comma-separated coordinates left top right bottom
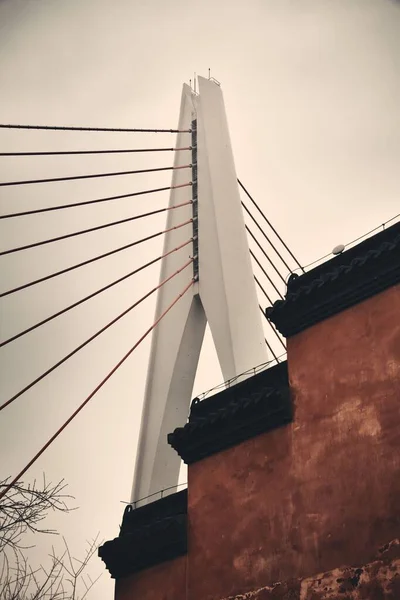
(1, 0, 400, 598)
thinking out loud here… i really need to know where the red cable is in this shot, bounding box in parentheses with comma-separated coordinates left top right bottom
(0, 239, 193, 347)
(0, 261, 195, 413)
(0, 276, 195, 502)
(0, 201, 193, 256)
(0, 219, 193, 297)
(0, 164, 191, 187)
(0, 182, 192, 219)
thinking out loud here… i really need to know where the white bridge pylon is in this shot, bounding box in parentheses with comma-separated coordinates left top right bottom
(131, 77, 267, 504)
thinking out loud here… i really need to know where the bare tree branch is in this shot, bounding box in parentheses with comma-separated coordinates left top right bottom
(0, 476, 102, 600)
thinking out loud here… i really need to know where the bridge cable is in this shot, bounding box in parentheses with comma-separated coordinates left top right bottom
(0, 219, 192, 297)
(254, 277, 286, 351)
(249, 249, 283, 299)
(0, 124, 191, 134)
(241, 201, 293, 274)
(0, 147, 191, 157)
(264, 337, 279, 363)
(259, 314, 280, 362)
(0, 183, 192, 219)
(0, 260, 195, 413)
(0, 201, 193, 256)
(0, 276, 195, 500)
(0, 239, 193, 347)
(238, 179, 304, 273)
(0, 164, 191, 187)
(245, 225, 287, 285)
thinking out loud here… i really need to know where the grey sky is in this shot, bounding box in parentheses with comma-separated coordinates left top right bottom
(1, 0, 400, 598)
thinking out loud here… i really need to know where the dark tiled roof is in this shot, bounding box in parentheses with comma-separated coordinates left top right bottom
(98, 490, 187, 579)
(119, 488, 187, 535)
(168, 361, 292, 464)
(266, 222, 400, 338)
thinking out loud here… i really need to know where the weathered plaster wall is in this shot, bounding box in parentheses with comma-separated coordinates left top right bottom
(221, 539, 400, 600)
(115, 555, 187, 600)
(188, 285, 400, 600)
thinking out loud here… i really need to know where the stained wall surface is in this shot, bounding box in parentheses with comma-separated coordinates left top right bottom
(218, 538, 400, 599)
(188, 285, 400, 600)
(113, 285, 400, 600)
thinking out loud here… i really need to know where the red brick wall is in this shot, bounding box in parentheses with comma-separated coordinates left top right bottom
(187, 285, 400, 600)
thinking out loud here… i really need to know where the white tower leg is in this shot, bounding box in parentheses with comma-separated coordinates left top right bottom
(131, 85, 205, 504)
(194, 77, 266, 380)
(131, 78, 267, 504)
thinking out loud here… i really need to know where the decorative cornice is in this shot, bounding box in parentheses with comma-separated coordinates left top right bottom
(98, 490, 187, 579)
(266, 222, 400, 338)
(168, 361, 292, 464)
